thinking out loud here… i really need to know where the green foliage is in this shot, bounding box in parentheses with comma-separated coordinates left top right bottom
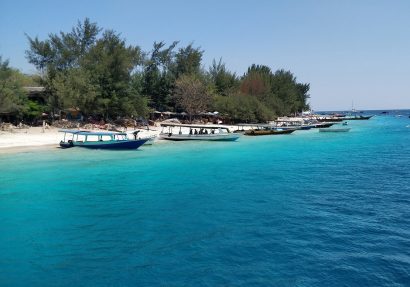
(0, 57, 27, 117)
(23, 19, 310, 123)
(174, 44, 203, 77)
(240, 65, 310, 117)
(23, 100, 43, 121)
(142, 41, 178, 111)
(26, 19, 147, 120)
(214, 93, 273, 123)
(209, 58, 239, 96)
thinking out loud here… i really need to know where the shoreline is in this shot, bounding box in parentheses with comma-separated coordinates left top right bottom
(0, 144, 59, 154)
(0, 125, 165, 154)
(0, 124, 247, 154)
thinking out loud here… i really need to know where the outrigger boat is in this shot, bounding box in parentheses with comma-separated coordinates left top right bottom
(59, 129, 148, 149)
(159, 123, 240, 141)
(244, 124, 297, 136)
(343, 115, 373, 120)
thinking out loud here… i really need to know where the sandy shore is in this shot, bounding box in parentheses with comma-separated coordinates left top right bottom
(0, 124, 245, 154)
(0, 126, 164, 154)
(0, 127, 61, 149)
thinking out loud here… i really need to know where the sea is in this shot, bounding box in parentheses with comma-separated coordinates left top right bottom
(1, 110, 409, 286)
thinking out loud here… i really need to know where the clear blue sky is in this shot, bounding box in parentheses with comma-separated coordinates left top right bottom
(1, 0, 409, 110)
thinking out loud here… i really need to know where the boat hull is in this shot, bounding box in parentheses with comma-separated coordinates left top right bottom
(244, 129, 296, 136)
(343, 116, 373, 120)
(317, 118, 343, 122)
(159, 133, 240, 141)
(60, 139, 148, 149)
(312, 122, 334, 128)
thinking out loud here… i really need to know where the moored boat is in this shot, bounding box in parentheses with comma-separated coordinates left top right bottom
(59, 130, 148, 149)
(245, 128, 296, 136)
(343, 115, 373, 120)
(159, 123, 240, 141)
(244, 124, 297, 136)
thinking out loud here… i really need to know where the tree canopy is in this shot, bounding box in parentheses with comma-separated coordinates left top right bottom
(0, 18, 311, 124)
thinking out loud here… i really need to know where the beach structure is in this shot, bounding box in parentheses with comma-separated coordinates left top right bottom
(159, 123, 240, 141)
(59, 130, 148, 149)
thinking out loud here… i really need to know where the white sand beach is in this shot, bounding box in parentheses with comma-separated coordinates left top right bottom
(0, 127, 61, 149)
(0, 124, 245, 153)
(0, 126, 163, 153)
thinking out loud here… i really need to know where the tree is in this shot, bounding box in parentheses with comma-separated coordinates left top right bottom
(142, 41, 178, 111)
(209, 58, 239, 96)
(174, 44, 203, 78)
(51, 68, 98, 116)
(26, 19, 148, 120)
(0, 57, 27, 119)
(173, 74, 211, 122)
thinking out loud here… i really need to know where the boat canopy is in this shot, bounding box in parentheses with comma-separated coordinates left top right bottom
(58, 129, 127, 136)
(159, 123, 230, 130)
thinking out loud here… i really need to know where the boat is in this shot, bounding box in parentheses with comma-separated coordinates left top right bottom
(319, 128, 350, 132)
(159, 123, 240, 141)
(59, 129, 148, 149)
(313, 122, 334, 128)
(244, 124, 297, 136)
(316, 117, 344, 122)
(273, 118, 312, 130)
(245, 129, 296, 136)
(129, 130, 157, 145)
(343, 115, 373, 120)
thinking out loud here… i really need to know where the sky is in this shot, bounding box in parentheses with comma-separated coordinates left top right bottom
(1, 0, 409, 110)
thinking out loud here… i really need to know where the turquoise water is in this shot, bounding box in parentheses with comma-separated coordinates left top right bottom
(1, 113, 410, 286)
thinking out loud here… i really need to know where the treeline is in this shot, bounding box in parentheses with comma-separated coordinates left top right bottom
(1, 18, 310, 123)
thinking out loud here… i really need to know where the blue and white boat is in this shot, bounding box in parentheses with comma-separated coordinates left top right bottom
(59, 129, 148, 150)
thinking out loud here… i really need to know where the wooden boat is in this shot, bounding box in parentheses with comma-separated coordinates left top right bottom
(316, 117, 344, 122)
(59, 130, 148, 149)
(313, 122, 334, 128)
(319, 128, 350, 133)
(343, 115, 373, 120)
(159, 123, 240, 141)
(245, 128, 296, 136)
(273, 118, 311, 130)
(243, 123, 297, 136)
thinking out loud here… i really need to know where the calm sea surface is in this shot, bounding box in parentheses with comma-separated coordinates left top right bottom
(1, 111, 410, 286)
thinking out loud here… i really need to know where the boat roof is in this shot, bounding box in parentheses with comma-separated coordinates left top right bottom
(59, 129, 127, 136)
(159, 123, 230, 129)
(236, 123, 276, 128)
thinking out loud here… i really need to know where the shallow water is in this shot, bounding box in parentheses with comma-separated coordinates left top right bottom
(1, 112, 410, 286)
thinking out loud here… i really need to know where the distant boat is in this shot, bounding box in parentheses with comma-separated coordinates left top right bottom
(159, 123, 240, 141)
(245, 129, 296, 136)
(244, 124, 297, 136)
(316, 117, 344, 122)
(273, 118, 312, 130)
(312, 122, 334, 128)
(59, 130, 148, 149)
(319, 128, 350, 133)
(343, 115, 373, 120)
